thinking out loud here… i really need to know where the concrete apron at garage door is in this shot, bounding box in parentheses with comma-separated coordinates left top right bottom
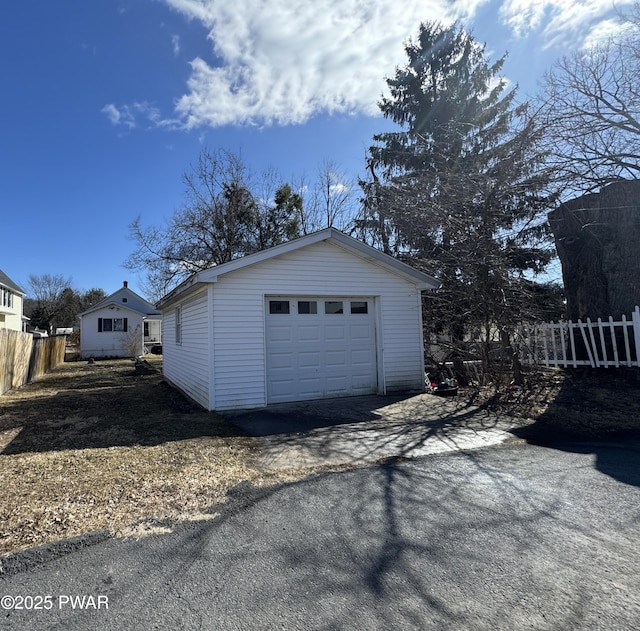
(223, 393, 520, 470)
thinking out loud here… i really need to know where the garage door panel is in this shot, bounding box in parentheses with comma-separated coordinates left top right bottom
(269, 378, 295, 396)
(352, 378, 374, 391)
(351, 349, 373, 366)
(298, 351, 321, 368)
(266, 297, 377, 403)
(272, 351, 296, 367)
(298, 325, 321, 342)
(325, 375, 348, 393)
(268, 325, 293, 343)
(325, 350, 347, 367)
(298, 378, 322, 397)
(350, 323, 373, 340)
(324, 325, 347, 341)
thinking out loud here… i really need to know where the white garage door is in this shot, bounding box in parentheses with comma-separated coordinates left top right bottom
(266, 297, 377, 404)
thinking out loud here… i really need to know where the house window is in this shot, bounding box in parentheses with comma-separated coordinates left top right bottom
(2, 289, 12, 308)
(175, 306, 182, 344)
(298, 300, 317, 314)
(98, 317, 128, 332)
(269, 300, 290, 314)
(350, 301, 368, 314)
(325, 301, 344, 314)
(122, 298, 128, 303)
(144, 322, 149, 337)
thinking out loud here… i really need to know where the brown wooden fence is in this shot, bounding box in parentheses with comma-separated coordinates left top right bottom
(0, 330, 66, 395)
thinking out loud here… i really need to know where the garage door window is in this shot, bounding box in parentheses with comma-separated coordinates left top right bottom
(324, 301, 344, 314)
(298, 300, 317, 314)
(350, 301, 368, 314)
(269, 300, 290, 314)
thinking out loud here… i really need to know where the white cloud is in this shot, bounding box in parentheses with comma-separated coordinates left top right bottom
(134, 101, 163, 125)
(101, 103, 136, 129)
(101, 102, 167, 129)
(104, 0, 640, 132)
(498, 0, 548, 36)
(171, 34, 181, 56)
(499, 0, 636, 47)
(330, 182, 349, 194)
(581, 18, 636, 49)
(162, 0, 487, 128)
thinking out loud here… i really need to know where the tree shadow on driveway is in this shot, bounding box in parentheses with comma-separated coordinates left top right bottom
(222, 393, 518, 469)
(510, 369, 640, 488)
(512, 431, 640, 489)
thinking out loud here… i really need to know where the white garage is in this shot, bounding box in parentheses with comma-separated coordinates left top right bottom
(158, 228, 439, 411)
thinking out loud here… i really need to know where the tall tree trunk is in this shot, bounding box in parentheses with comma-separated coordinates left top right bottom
(548, 180, 640, 321)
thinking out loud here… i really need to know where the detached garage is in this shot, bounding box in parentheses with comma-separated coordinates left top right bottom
(158, 228, 439, 411)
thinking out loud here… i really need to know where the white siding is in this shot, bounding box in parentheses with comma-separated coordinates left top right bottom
(210, 241, 424, 410)
(144, 319, 162, 344)
(80, 307, 145, 358)
(0, 291, 24, 332)
(162, 288, 210, 409)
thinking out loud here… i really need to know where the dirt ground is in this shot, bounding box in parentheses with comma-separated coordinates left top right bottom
(0, 358, 638, 558)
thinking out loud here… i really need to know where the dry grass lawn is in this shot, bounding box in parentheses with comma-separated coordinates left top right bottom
(0, 358, 293, 557)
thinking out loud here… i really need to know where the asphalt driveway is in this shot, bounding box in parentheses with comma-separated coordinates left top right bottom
(222, 393, 521, 469)
(2, 441, 640, 630)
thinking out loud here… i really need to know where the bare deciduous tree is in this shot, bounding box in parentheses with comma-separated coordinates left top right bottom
(26, 273, 73, 333)
(24, 278, 105, 333)
(303, 159, 358, 232)
(125, 148, 302, 301)
(541, 9, 640, 192)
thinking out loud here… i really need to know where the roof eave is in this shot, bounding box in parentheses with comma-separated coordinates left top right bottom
(78, 301, 161, 318)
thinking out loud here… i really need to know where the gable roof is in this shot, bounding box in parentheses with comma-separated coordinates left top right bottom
(158, 228, 440, 309)
(79, 283, 162, 318)
(0, 269, 25, 295)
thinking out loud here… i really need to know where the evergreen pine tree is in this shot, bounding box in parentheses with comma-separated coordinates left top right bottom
(360, 22, 557, 382)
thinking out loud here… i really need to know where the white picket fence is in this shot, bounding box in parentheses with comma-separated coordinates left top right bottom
(519, 306, 640, 368)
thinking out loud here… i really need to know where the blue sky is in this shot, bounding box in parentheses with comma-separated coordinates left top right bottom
(1, 0, 633, 299)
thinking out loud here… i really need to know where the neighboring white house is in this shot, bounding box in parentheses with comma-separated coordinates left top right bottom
(79, 281, 162, 359)
(157, 228, 440, 411)
(0, 268, 28, 332)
